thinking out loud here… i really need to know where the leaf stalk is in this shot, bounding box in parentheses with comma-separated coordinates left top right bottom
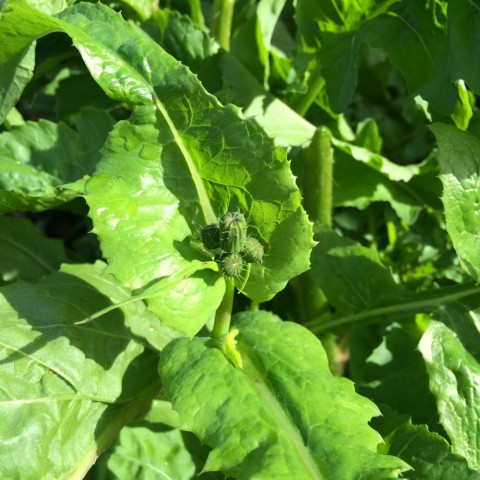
(308, 285, 480, 334)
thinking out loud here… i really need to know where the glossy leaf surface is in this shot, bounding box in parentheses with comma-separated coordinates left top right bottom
(0, 0, 313, 336)
(419, 305, 480, 470)
(0, 262, 165, 479)
(0, 110, 114, 212)
(431, 123, 480, 283)
(160, 311, 409, 479)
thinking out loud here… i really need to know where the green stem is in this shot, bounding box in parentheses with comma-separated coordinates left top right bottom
(299, 127, 337, 371)
(292, 127, 333, 325)
(189, 0, 206, 28)
(212, 278, 235, 340)
(303, 127, 333, 227)
(308, 285, 480, 335)
(211, 0, 235, 50)
(292, 65, 325, 116)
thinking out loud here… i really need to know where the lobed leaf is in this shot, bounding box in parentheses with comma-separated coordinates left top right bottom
(160, 311, 409, 479)
(0, 0, 314, 333)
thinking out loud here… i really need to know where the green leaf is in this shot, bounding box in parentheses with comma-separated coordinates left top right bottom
(0, 0, 315, 306)
(449, 0, 480, 96)
(311, 229, 406, 314)
(231, 0, 287, 88)
(96, 400, 198, 480)
(419, 304, 480, 470)
(114, 0, 156, 21)
(0, 262, 165, 479)
(160, 311, 409, 479)
(0, 44, 34, 126)
(430, 123, 480, 283)
(374, 408, 480, 479)
(0, 112, 114, 213)
(351, 320, 437, 426)
(306, 1, 456, 114)
(0, 215, 68, 284)
(308, 229, 480, 334)
(143, 11, 316, 147)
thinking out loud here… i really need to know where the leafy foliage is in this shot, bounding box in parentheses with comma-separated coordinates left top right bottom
(160, 311, 409, 479)
(1, 0, 480, 478)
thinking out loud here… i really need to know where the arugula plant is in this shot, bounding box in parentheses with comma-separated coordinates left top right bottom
(1, 0, 480, 478)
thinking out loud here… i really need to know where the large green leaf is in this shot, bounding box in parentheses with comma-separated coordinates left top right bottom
(0, 1, 313, 313)
(160, 311, 409, 479)
(419, 304, 480, 471)
(430, 123, 480, 283)
(84, 104, 226, 336)
(374, 408, 480, 479)
(0, 109, 114, 212)
(0, 215, 67, 284)
(0, 262, 166, 479)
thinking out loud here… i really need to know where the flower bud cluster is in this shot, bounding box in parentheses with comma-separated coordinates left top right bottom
(201, 212, 264, 277)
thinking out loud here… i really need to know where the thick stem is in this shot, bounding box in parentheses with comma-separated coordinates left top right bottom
(296, 127, 336, 371)
(211, 0, 235, 51)
(292, 65, 325, 116)
(303, 127, 333, 227)
(292, 126, 333, 324)
(212, 278, 235, 340)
